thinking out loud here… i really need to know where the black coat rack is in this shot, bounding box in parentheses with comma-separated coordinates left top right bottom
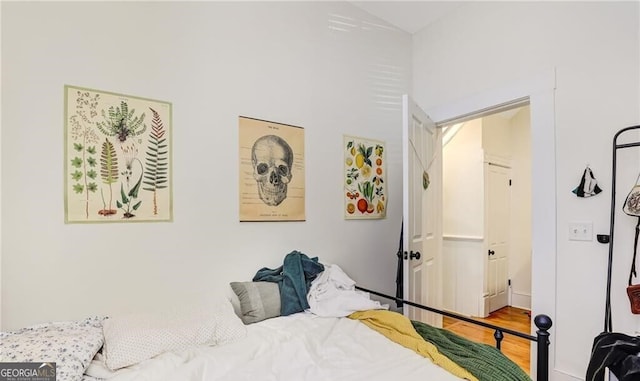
(604, 124, 640, 333)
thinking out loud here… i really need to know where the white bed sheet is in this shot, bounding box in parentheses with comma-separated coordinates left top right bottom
(86, 312, 462, 381)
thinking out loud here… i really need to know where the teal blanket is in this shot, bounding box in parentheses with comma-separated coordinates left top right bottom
(253, 251, 324, 316)
(411, 320, 531, 381)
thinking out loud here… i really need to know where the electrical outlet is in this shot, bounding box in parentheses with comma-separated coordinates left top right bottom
(569, 222, 593, 241)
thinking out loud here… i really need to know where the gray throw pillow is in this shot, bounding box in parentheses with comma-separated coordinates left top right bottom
(230, 281, 281, 324)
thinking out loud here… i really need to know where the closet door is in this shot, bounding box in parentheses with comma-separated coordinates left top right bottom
(485, 162, 510, 314)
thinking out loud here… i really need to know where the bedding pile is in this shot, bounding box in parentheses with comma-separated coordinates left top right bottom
(249, 250, 388, 319)
(252, 250, 324, 315)
(307, 262, 389, 317)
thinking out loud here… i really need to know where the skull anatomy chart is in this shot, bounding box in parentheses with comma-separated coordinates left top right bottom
(239, 117, 305, 221)
(251, 135, 293, 206)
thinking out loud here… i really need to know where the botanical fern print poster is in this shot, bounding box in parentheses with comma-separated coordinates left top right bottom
(64, 85, 172, 223)
(343, 135, 386, 220)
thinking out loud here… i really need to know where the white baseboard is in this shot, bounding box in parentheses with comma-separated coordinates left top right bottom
(511, 292, 531, 310)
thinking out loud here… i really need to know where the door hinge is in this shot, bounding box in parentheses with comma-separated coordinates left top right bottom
(509, 179, 512, 186)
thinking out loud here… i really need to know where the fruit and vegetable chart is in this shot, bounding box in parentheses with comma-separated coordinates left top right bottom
(64, 85, 172, 223)
(343, 135, 386, 220)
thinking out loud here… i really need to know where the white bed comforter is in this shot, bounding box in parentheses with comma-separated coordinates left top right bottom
(86, 312, 461, 381)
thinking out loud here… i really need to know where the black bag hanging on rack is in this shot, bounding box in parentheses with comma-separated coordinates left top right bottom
(625, 217, 640, 314)
(625, 172, 640, 314)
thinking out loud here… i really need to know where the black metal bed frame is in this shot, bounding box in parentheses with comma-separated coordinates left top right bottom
(355, 285, 552, 381)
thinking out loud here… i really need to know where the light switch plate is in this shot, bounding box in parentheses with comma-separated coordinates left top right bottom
(569, 222, 593, 241)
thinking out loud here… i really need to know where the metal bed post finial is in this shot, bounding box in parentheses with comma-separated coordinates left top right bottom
(534, 314, 552, 381)
(493, 330, 504, 350)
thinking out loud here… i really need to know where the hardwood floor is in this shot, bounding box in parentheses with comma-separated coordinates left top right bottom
(442, 306, 532, 375)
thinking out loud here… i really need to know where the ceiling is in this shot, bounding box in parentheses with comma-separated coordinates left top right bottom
(349, 1, 467, 34)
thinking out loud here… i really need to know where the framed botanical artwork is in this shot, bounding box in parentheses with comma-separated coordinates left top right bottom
(344, 135, 386, 219)
(64, 85, 172, 223)
(238, 116, 305, 221)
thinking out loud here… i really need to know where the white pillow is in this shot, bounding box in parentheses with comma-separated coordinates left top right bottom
(0, 316, 105, 381)
(102, 298, 246, 370)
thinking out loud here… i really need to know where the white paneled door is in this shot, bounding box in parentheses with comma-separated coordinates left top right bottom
(485, 162, 510, 313)
(402, 95, 443, 327)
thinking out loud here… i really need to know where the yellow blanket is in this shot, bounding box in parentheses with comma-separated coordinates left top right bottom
(348, 310, 478, 381)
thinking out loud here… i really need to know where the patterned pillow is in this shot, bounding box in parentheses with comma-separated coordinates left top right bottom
(102, 298, 246, 370)
(230, 281, 281, 324)
(0, 316, 105, 381)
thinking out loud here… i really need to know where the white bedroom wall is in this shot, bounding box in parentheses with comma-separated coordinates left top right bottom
(0, 2, 411, 330)
(413, 2, 639, 380)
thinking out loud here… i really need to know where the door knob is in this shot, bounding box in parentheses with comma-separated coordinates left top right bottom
(488, 250, 495, 256)
(410, 251, 421, 260)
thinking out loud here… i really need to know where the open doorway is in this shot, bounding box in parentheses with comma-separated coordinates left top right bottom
(417, 70, 556, 380)
(440, 104, 532, 318)
(439, 104, 532, 374)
